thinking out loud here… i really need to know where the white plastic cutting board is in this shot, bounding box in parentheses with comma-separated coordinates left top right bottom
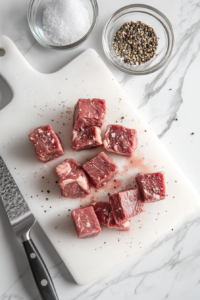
(0, 35, 199, 285)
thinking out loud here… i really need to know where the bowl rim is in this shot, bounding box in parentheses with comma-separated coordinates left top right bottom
(27, 0, 99, 50)
(102, 3, 175, 75)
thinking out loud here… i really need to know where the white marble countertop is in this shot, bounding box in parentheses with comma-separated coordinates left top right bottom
(1, 0, 200, 299)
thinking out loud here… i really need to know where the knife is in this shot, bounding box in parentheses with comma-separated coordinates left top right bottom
(0, 156, 59, 300)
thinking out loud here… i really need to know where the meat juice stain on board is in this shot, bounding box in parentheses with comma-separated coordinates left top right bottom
(121, 149, 156, 175)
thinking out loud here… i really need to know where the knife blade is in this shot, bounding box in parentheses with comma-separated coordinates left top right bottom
(0, 156, 59, 300)
(0, 155, 35, 239)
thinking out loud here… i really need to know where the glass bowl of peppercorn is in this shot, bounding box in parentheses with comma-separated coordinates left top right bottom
(102, 4, 174, 75)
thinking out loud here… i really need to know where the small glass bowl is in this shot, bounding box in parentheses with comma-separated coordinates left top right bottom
(102, 4, 175, 75)
(27, 0, 99, 50)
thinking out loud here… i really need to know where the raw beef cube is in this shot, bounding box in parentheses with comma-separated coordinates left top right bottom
(72, 206, 102, 239)
(92, 201, 111, 226)
(72, 127, 102, 151)
(29, 125, 64, 162)
(136, 172, 165, 202)
(107, 212, 130, 231)
(56, 159, 90, 198)
(83, 152, 118, 188)
(109, 188, 144, 225)
(103, 124, 138, 157)
(73, 98, 106, 130)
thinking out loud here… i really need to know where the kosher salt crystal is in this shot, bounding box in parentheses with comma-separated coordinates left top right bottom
(43, 0, 91, 45)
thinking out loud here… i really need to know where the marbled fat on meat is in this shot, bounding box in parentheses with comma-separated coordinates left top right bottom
(107, 212, 130, 231)
(72, 126, 102, 151)
(83, 152, 118, 188)
(56, 159, 90, 198)
(72, 206, 102, 238)
(136, 172, 166, 202)
(109, 188, 144, 225)
(92, 201, 111, 225)
(103, 124, 138, 157)
(73, 98, 106, 130)
(29, 125, 64, 162)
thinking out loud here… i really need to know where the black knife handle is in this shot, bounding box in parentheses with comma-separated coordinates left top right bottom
(23, 239, 59, 300)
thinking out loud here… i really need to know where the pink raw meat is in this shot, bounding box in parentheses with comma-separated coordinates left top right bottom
(73, 98, 106, 130)
(136, 172, 165, 202)
(72, 127, 102, 151)
(29, 125, 64, 162)
(56, 159, 90, 198)
(92, 201, 111, 226)
(107, 212, 130, 231)
(109, 188, 144, 225)
(103, 124, 138, 157)
(72, 206, 102, 239)
(83, 152, 118, 188)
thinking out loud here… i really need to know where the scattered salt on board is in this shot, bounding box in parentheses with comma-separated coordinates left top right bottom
(42, 0, 91, 45)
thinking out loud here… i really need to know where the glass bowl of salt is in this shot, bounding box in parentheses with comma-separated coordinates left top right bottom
(28, 0, 98, 50)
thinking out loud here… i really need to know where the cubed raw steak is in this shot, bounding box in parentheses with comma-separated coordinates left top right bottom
(29, 125, 64, 162)
(73, 98, 106, 130)
(72, 127, 102, 151)
(56, 159, 90, 198)
(103, 124, 138, 157)
(83, 152, 118, 188)
(72, 206, 102, 239)
(109, 188, 144, 225)
(92, 201, 111, 225)
(136, 172, 165, 202)
(107, 212, 130, 231)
